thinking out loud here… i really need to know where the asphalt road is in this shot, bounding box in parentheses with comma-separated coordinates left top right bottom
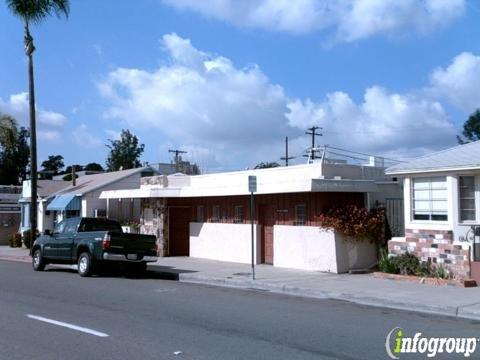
(0, 260, 479, 360)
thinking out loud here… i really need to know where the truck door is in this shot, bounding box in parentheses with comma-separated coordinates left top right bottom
(57, 218, 77, 260)
(43, 220, 65, 258)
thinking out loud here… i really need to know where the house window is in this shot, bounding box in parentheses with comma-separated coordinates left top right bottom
(412, 177, 448, 221)
(459, 176, 476, 222)
(234, 206, 244, 223)
(196, 206, 204, 222)
(212, 205, 220, 222)
(295, 204, 307, 225)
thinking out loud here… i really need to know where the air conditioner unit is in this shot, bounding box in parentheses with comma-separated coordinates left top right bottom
(94, 209, 107, 218)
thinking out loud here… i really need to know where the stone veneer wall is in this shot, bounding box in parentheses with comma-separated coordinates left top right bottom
(139, 198, 168, 257)
(388, 229, 470, 279)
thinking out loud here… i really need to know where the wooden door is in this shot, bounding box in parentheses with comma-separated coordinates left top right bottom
(259, 204, 274, 264)
(168, 207, 191, 256)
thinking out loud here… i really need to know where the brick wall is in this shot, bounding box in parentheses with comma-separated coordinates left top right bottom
(388, 229, 470, 279)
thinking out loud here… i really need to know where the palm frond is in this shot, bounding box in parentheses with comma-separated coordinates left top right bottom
(6, 0, 70, 24)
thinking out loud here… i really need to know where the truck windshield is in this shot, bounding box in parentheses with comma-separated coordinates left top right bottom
(79, 219, 123, 232)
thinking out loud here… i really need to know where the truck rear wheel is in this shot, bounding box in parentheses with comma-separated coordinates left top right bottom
(78, 252, 94, 277)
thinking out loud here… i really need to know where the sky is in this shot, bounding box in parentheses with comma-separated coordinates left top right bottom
(0, 0, 479, 172)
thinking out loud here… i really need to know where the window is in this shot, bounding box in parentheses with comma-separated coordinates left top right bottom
(64, 219, 79, 234)
(459, 176, 476, 222)
(412, 177, 448, 221)
(234, 206, 244, 223)
(196, 206, 204, 222)
(295, 204, 307, 225)
(54, 220, 66, 234)
(212, 205, 220, 222)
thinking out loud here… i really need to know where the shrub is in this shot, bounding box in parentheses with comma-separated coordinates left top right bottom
(416, 261, 432, 277)
(378, 248, 399, 274)
(9, 233, 22, 248)
(433, 266, 450, 279)
(317, 205, 385, 243)
(22, 230, 38, 249)
(390, 252, 420, 276)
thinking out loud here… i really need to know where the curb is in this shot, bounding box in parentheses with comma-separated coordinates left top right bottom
(177, 273, 480, 321)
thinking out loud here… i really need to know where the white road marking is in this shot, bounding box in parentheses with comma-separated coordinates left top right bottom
(26, 314, 109, 337)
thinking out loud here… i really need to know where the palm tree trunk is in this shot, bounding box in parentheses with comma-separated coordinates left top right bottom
(25, 23, 37, 243)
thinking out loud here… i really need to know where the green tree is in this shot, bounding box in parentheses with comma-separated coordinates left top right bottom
(254, 162, 280, 169)
(84, 162, 104, 172)
(41, 154, 64, 177)
(7, 0, 70, 233)
(64, 164, 83, 174)
(457, 109, 480, 144)
(0, 114, 30, 185)
(106, 129, 145, 171)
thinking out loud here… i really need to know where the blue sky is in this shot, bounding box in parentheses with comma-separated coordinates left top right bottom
(1, 0, 479, 172)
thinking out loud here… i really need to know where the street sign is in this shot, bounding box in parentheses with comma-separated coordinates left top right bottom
(248, 175, 257, 193)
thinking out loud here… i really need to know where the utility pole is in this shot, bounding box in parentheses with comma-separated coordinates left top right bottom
(280, 136, 294, 166)
(305, 126, 322, 162)
(168, 149, 187, 172)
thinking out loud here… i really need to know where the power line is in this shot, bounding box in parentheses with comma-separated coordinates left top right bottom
(326, 145, 405, 163)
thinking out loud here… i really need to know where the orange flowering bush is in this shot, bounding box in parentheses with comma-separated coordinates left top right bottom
(317, 205, 385, 243)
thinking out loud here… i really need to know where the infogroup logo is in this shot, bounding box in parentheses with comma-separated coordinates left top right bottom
(385, 327, 478, 359)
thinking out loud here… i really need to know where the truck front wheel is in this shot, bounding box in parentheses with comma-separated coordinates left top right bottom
(78, 252, 94, 277)
(32, 249, 45, 271)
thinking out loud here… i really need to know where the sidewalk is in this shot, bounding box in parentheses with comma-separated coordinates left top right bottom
(3, 246, 480, 321)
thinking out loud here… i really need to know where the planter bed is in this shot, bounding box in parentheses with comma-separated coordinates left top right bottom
(373, 272, 477, 288)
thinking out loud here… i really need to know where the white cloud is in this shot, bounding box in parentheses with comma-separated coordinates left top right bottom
(100, 33, 290, 153)
(72, 124, 103, 148)
(0, 92, 67, 142)
(105, 129, 121, 141)
(163, 0, 465, 41)
(286, 86, 456, 154)
(429, 52, 480, 114)
(38, 130, 62, 142)
(99, 33, 459, 166)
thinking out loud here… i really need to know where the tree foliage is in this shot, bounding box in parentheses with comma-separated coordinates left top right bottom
(254, 162, 280, 169)
(457, 109, 480, 144)
(106, 129, 145, 171)
(41, 154, 64, 176)
(63, 164, 83, 175)
(84, 162, 104, 172)
(0, 113, 30, 185)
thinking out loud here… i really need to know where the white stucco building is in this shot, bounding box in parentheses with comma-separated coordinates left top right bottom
(101, 158, 402, 273)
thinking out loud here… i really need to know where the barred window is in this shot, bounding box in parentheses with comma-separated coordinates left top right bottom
(459, 176, 476, 222)
(234, 206, 244, 223)
(295, 204, 307, 225)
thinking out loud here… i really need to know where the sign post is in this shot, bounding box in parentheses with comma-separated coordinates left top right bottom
(248, 175, 257, 280)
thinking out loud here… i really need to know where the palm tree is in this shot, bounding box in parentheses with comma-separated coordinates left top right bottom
(6, 0, 69, 235)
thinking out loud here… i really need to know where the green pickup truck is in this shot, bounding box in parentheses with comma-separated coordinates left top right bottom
(31, 217, 158, 277)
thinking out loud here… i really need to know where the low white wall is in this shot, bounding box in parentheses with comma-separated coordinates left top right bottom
(274, 226, 339, 272)
(273, 225, 377, 273)
(190, 222, 261, 264)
